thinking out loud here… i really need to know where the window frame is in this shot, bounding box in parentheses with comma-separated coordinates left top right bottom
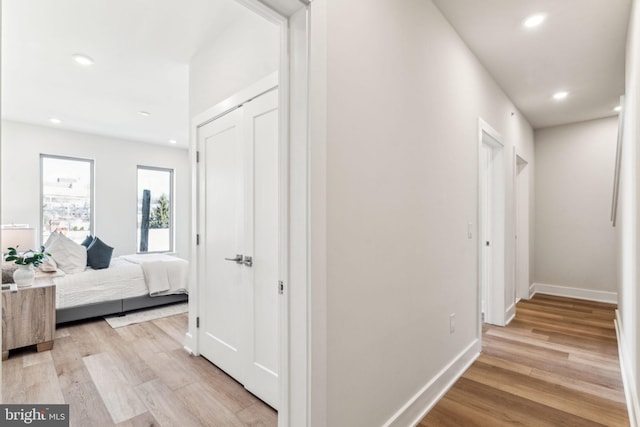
(136, 165, 174, 254)
(40, 154, 95, 246)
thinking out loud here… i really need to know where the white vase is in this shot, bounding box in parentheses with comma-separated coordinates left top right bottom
(13, 265, 35, 287)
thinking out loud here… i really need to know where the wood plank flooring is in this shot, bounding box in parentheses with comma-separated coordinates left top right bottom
(419, 294, 630, 426)
(1, 312, 277, 427)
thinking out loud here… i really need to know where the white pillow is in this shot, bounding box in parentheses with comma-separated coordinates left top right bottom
(44, 231, 61, 250)
(47, 233, 87, 274)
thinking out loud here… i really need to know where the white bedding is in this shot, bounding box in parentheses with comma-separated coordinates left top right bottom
(53, 254, 189, 309)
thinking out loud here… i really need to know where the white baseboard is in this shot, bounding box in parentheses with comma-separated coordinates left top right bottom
(531, 282, 618, 304)
(529, 283, 536, 298)
(505, 303, 516, 325)
(183, 332, 198, 356)
(615, 310, 639, 427)
(383, 340, 480, 427)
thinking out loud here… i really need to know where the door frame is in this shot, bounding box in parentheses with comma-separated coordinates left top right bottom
(477, 118, 507, 332)
(515, 153, 530, 301)
(187, 1, 311, 426)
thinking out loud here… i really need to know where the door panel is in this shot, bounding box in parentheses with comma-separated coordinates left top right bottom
(243, 90, 279, 408)
(199, 109, 245, 382)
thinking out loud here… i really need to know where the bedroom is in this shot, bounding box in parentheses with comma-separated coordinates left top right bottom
(1, 0, 287, 425)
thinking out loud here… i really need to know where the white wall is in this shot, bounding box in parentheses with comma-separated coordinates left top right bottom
(534, 118, 618, 295)
(189, 9, 279, 118)
(1, 120, 190, 258)
(309, 0, 534, 425)
(617, 0, 640, 422)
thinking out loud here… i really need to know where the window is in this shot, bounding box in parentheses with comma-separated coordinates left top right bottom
(41, 155, 94, 245)
(137, 166, 173, 253)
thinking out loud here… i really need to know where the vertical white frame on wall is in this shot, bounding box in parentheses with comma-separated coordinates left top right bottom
(187, 1, 311, 426)
(477, 118, 507, 335)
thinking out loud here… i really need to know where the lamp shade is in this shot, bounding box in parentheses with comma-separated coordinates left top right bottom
(2, 227, 37, 253)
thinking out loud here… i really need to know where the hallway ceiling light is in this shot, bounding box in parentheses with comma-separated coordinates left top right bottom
(523, 14, 546, 28)
(139, 111, 151, 117)
(169, 139, 177, 144)
(48, 117, 62, 124)
(614, 105, 622, 112)
(72, 54, 94, 67)
(553, 91, 569, 100)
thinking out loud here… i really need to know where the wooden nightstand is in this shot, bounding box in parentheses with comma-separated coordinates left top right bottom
(2, 280, 56, 360)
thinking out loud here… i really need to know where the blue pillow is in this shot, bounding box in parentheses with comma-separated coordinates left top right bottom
(87, 237, 113, 269)
(81, 235, 95, 248)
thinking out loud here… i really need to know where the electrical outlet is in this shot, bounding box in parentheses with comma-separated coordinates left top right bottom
(449, 313, 456, 334)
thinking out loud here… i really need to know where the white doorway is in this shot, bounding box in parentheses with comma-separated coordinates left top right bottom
(515, 154, 530, 301)
(188, 3, 311, 425)
(478, 119, 506, 326)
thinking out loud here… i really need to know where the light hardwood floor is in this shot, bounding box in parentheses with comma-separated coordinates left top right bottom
(2, 312, 277, 427)
(419, 294, 630, 426)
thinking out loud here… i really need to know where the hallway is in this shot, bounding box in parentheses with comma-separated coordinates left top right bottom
(420, 294, 629, 426)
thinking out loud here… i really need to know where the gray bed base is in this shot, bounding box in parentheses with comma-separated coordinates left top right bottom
(56, 293, 188, 324)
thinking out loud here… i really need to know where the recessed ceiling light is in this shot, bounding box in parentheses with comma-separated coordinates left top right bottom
(139, 111, 151, 117)
(614, 105, 622, 112)
(49, 117, 62, 125)
(523, 14, 546, 28)
(72, 54, 94, 66)
(553, 91, 569, 100)
(169, 139, 177, 144)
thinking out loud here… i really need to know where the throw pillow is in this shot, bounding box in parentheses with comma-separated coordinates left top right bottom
(47, 233, 87, 274)
(39, 257, 58, 272)
(87, 237, 113, 269)
(81, 235, 95, 248)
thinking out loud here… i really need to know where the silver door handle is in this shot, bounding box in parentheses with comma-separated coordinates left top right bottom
(243, 256, 253, 267)
(225, 254, 243, 264)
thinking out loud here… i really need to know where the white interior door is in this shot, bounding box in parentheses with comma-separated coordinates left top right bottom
(198, 88, 280, 409)
(242, 89, 280, 407)
(479, 122, 506, 327)
(199, 108, 245, 382)
(515, 155, 530, 300)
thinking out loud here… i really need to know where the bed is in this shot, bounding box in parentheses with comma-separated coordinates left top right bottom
(50, 253, 189, 324)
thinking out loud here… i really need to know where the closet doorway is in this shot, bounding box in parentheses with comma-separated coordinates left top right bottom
(196, 78, 280, 409)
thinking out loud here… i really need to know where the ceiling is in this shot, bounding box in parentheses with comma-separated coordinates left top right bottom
(2, 1, 631, 144)
(433, 0, 631, 129)
(1, 0, 252, 148)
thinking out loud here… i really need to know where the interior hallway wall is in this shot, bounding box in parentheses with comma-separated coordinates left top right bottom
(534, 117, 618, 297)
(309, 0, 534, 425)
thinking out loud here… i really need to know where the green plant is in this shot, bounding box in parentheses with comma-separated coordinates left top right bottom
(150, 193, 170, 229)
(4, 246, 50, 268)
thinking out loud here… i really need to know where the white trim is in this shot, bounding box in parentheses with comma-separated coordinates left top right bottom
(382, 340, 480, 427)
(529, 283, 536, 298)
(505, 302, 516, 325)
(191, 73, 279, 130)
(531, 282, 618, 304)
(615, 310, 639, 427)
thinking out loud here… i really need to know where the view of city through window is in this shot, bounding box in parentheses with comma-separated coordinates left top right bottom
(137, 166, 173, 253)
(41, 155, 93, 245)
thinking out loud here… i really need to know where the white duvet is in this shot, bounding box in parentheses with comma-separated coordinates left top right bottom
(53, 254, 189, 309)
